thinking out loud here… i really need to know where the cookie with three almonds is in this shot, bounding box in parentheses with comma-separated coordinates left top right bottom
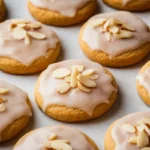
(34, 59, 117, 122)
(28, 0, 97, 26)
(136, 61, 150, 106)
(103, 0, 150, 11)
(79, 11, 150, 67)
(104, 111, 150, 150)
(0, 0, 5, 22)
(0, 19, 61, 74)
(14, 125, 98, 150)
(0, 80, 32, 142)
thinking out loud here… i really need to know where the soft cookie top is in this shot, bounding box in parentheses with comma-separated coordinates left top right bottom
(37, 59, 116, 116)
(0, 80, 32, 141)
(111, 111, 150, 150)
(14, 125, 95, 150)
(29, 0, 93, 17)
(0, 19, 59, 66)
(122, 0, 150, 6)
(81, 11, 150, 57)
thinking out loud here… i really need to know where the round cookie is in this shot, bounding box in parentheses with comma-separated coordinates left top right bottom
(0, 0, 6, 22)
(35, 59, 117, 122)
(136, 61, 150, 106)
(0, 19, 60, 74)
(14, 125, 98, 150)
(104, 111, 150, 150)
(103, 0, 150, 11)
(79, 11, 150, 67)
(28, 0, 97, 26)
(0, 80, 32, 142)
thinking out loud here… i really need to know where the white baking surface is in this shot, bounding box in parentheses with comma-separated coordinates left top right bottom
(0, 0, 150, 149)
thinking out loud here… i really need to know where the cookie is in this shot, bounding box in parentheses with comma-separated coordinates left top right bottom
(104, 111, 150, 150)
(0, 80, 32, 142)
(14, 125, 98, 150)
(28, 0, 97, 26)
(136, 61, 150, 106)
(34, 59, 117, 122)
(79, 11, 150, 67)
(0, 19, 60, 74)
(0, 0, 5, 22)
(103, 0, 150, 11)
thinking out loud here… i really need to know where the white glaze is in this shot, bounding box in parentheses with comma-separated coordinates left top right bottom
(0, 80, 32, 141)
(0, 20, 59, 66)
(14, 125, 95, 150)
(29, 0, 92, 17)
(38, 59, 116, 116)
(82, 11, 150, 57)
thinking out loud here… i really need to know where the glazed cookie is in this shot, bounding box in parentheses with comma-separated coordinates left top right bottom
(103, 0, 150, 11)
(105, 111, 150, 150)
(28, 0, 97, 26)
(0, 19, 60, 74)
(0, 0, 6, 22)
(136, 61, 150, 106)
(14, 125, 98, 150)
(79, 11, 150, 67)
(35, 59, 117, 122)
(0, 80, 32, 142)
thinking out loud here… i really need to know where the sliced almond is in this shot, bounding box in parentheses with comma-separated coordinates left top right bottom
(64, 76, 71, 83)
(115, 30, 133, 39)
(0, 88, 8, 94)
(105, 32, 111, 41)
(48, 133, 57, 141)
(9, 24, 17, 30)
(140, 123, 150, 136)
(77, 74, 96, 88)
(104, 20, 110, 30)
(52, 68, 71, 79)
(137, 131, 149, 148)
(122, 123, 136, 133)
(70, 69, 79, 88)
(29, 22, 41, 29)
(51, 141, 72, 150)
(24, 33, 31, 45)
(12, 27, 26, 40)
(122, 24, 136, 32)
(109, 26, 120, 34)
(136, 124, 145, 133)
(82, 69, 95, 76)
(138, 118, 150, 126)
(12, 19, 29, 24)
(28, 31, 46, 40)
(90, 18, 107, 28)
(71, 65, 84, 72)
(0, 103, 6, 112)
(128, 136, 137, 144)
(78, 81, 91, 93)
(56, 82, 71, 94)
(89, 74, 100, 80)
(17, 23, 27, 28)
(0, 98, 7, 103)
(141, 148, 150, 150)
(110, 18, 123, 26)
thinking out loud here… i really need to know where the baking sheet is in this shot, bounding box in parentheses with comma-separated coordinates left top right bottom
(0, 0, 150, 149)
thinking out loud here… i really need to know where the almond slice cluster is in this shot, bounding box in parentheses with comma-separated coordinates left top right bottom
(10, 19, 46, 45)
(52, 65, 99, 94)
(122, 117, 150, 149)
(0, 88, 8, 112)
(43, 133, 72, 150)
(90, 17, 136, 41)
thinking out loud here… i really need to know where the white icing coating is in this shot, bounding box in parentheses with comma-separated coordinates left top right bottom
(14, 125, 95, 150)
(38, 59, 116, 116)
(137, 67, 150, 95)
(29, 0, 92, 17)
(122, 0, 150, 6)
(82, 11, 150, 57)
(0, 19, 59, 66)
(0, 80, 32, 141)
(111, 111, 150, 150)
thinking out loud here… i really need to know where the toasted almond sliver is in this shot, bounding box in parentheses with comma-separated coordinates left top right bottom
(115, 30, 133, 39)
(82, 69, 95, 76)
(29, 22, 41, 29)
(65, 76, 71, 83)
(70, 69, 79, 88)
(51, 141, 72, 150)
(28, 31, 46, 40)
(136, 124, 145, 133)
(109, 26, 120, 34)
(89, 74, 100, 80)
(56, 82, 71, 94)
(43, 141, 52, 148)
(17, 23, 27, 28)
(0, 103, 6, 112)
(77, 74, 96, 88)
(10, 24, 17, 30)
(105, 32, 111, 41)
(141, 148, 150, 150)
(138, 118, 150, 126)
(128, 136, 138, 144)
(90, 18, 107, 28)
(12, 19, 29, 24)
(78, 81, 91, 93)
(140, 123, 150, 136)
(110, 18, 123, 26)
(71, 65, 84, 72)
(104, 20, 110, 30)
(12, 27, 26, 40)
(48, 133, 57, 141)
(0, 98, 7, 103)
(52, 68, 71, 79)
(0, 88, 8, 94)
(137, 131, 149, 148)
(122, 123, 136, 133)
(24, 33, 31, 45)
(122, 24, 136, 32)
